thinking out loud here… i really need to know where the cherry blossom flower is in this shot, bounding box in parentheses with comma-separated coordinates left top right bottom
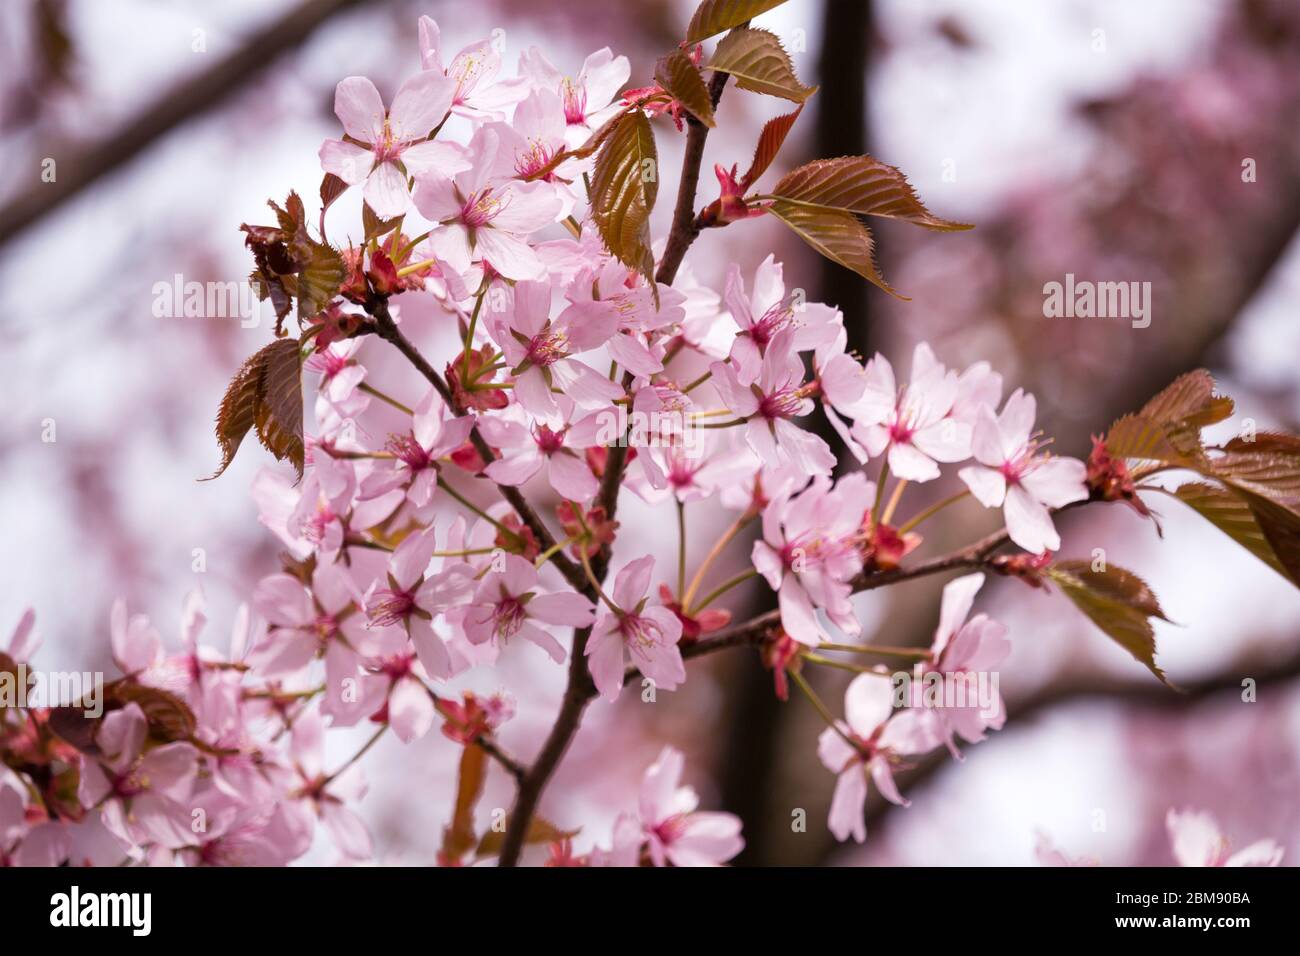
(634, 747, 744, 867)
(462, 554, 595, 663)
(586, 556, 684, 700)
(78, 703, 200, 853)
(364, 525, 456, 680)
(724, 254, 841, 384)
(282, 707, 373, 860)
(0, 784, 69, 867)
(490, 89, 583, 216)
(1166, 809, 1283, 867)
(710, 328, 836, 475)
(752, 474, 870, 646)
(958, 389, 1088, 553)
(319, 73, 467, 219)
(249, 564, 377, 727)
(1034, 831, 1098, 867)
(849, 343, 972, 482)
(909, 573, 1010, 756)
(413, 127, 563, 280)
(519, 45, 631, 148)
(418, 16, 529, 120)
(360, 387, 474, 512)
(817, 674, 932, 843)
(480, 411, 602, 503)
(484, 279, 621, 417)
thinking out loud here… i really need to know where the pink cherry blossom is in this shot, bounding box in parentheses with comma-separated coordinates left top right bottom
(910, 573, 1010, 756)
(710, 328, 836, 475)
(519, 45, 631, 148)
(480, 409, 603, 503)
(634, 747, 744, 867)
(585, 556, 684, 700)
(319, 73, 467, 219)
(724, 254, 841, 384)
(850, 343, 973, 482)
(485, 279, 621, 417)
(418, 16, 529, 120)
(752, 474, 870, 646)
(78, 703, 200, 853)
(958, 389, 1088, 553)
(817, 674, 932, 843)
(462, 554, 595, 663)
(360, 386, 474, 513)
(413, 127, 563, 280)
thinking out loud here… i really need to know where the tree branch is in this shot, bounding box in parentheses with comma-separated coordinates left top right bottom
(497, 66, 734, 867)
(366, 298, 588, 595)
(0, 0, 369, 244)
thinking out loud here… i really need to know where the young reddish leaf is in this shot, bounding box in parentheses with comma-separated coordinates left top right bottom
(1104, 372, 1233, 468)
(742, 104, 802, 188)
(294, 241, 347, 322)
(1104, 413, 1195, 466)
(590, 110, 659, 286)
(1048, 561, 1172, 686)
(361, 203, 402, 243)
(766, 199, 904, 298)
(207, 347, 266, 480)
(1211, 447, 1300, 508)
(206, 338, 304, 481)
(567, 103, 637, 161)
(47, 680, 198, 754)
(319, 172, 348, 237)
(708, 26, 816, 103)
(254, 338, 306, 478)
(654, 49, 715, 127)
(1140, 369, 1234, 435)
(1228, 484, 1300, 588)
(1175, 482, 1291, 583)
(475, 816, 579, 858)
(441, 743, 488, 862)
(772, 156, 973, 231)
(243, 191, 345, 331)
(686, 0, 789, 42)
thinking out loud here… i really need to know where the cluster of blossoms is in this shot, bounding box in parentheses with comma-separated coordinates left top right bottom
(5, 7, 1288, 868)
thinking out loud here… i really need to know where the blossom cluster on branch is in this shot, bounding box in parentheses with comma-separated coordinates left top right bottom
(3, 0, 1298, 867)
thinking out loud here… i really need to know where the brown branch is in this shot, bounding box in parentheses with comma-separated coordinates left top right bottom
(475, 734, 526, 782)
(0, 0, 369, 244)
(619, 516, 1031, 683)
(366, 298, 588, 595)
(496, 62, 735, 868)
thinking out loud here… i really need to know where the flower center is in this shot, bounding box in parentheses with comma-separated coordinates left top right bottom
(515, 138, 558, 179)
(493, 596, 527, 641)
(369, 588, 417, 627)
(525, 329, 569, 367)
(387, 432, 432, 471)
(561, 78, 587, 124)
(460, 188, 504, 228)
(619, 612, 664, 658)
(533, 424, 567, 455)
(749, 300, 795, 348)
(758, 387, 804, 421)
